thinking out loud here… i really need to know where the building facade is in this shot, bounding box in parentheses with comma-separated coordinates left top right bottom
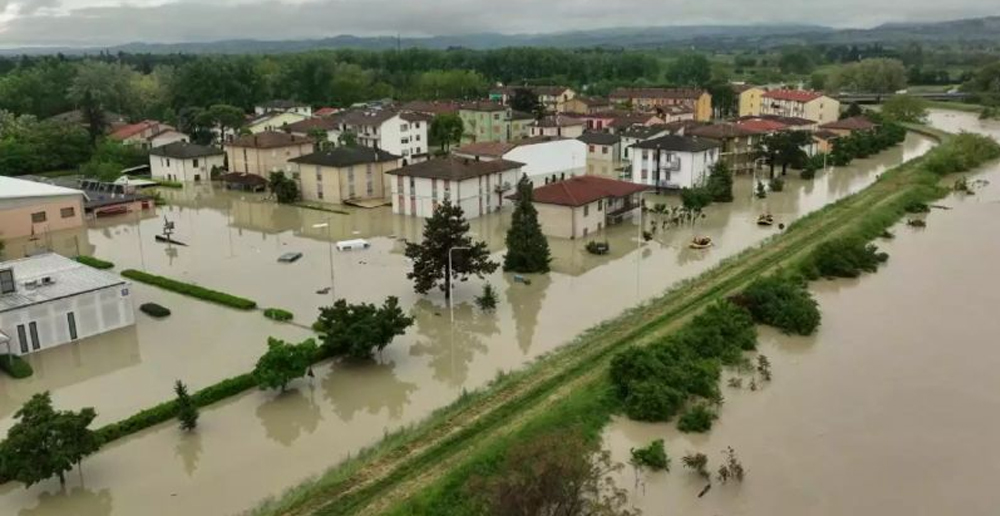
(529, 116, 585, 138)
(761, 90, 840, 124)
(609, 88, 713, 121)
(531, 175, 648, 239)
(387, 157, 524, 219)
(684, 123, 761, 174)
(329, 109, 430, 163)
(224, 131, 315, 178)
(737, 86, 766, 117)
(0, 253, 134, 356)
(578, 132, 622, 179)
(629, 135, 722, 189)
(0, 177, 85, 243)
(289, 147, 401, 204)
(149, 141, 225, 182)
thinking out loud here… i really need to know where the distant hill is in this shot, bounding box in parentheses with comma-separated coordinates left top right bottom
(1, 16, 998, 56)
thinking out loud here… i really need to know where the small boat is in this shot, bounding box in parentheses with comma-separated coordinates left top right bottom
(689, 236, 713, 249)
(757, 214, 775, 226)
(154, 235, 188, 246)
(278, 252, 303, 263)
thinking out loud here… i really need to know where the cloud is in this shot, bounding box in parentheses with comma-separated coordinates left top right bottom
(0, 0, 996, 47)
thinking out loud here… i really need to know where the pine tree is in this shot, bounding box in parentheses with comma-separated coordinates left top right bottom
(706, 161, 734, 202)
(503, 175, 551, 273)
(475, 283, 498, 312)
(174, 380, 199, 432)
(404, 200, 497, 298)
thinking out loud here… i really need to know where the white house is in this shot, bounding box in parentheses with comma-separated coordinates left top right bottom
(246, 111, 311, 134)
(254, 100, 313, 117)
(618, 125, 672, 166)
(149, 129, 189, 148)
(330, 109, 432, 164)
(531, 175, 649, 239)
(387, 157, 524, 219)
(452, 136, 587, 184)
(629, 135, 722, 190)
(0, 253, 135, 356)
(149, 141, 226, 182)
(530, 116, 585, 138)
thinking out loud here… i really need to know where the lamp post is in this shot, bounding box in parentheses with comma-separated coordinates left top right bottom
(312, 219, 335, 303)
(447, 245, 471, 323)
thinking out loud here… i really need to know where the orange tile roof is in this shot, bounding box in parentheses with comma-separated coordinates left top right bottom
(762, 89, 824, 102)
(532, 175, 649, 207)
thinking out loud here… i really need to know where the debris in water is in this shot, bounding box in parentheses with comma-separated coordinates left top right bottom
(697, 483, 712, 498)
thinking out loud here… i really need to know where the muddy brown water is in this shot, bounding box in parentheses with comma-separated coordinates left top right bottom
(0, 133, 936, 515)
(604, 109, 1000, 515)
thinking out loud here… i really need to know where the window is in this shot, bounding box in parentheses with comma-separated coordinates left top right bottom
(401, 123, 409, 132)
(67, 312, 78, 341)
(0, 269, 14, 294)
(318, 190, 324, 200)
(602, 146, 608, 155)
(589, 145, 595, 153)
(193, 158, 199, 168)
(598, 199, 603, 211)
(31, 211, 46, 223)
(416, 134, 421, 141)
(166, 158, 171, 167)
(17, 325, 27, 354)
(493, 113, 500, 121)
(583, 205, 590, 216)
(29, 322, 40, 351)
(60, 207, 75, 219)
(401, 137, 410, 144)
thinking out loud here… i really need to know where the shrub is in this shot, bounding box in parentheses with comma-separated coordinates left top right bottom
(121, 269, 256, 310)
(139, 302, 171, 318)
(263, 308, 294, 322)
(801, 237, 888, 279)
(0, 354, 33, 379)
(682, 452, 710, 478)
(735, 275, 821, 335)
(706, 162, 734, 202)
(671, 300, 757, 364)
(903, 201, 930, 213)
(624, 380, 686, 422)
(681, 187, 713, 211)
(922, 133, 1000, 176)
(156, 180, 183, 188)
(475, 283, 498, 312)
(75, 255, 114, 269)
(630, 439, 670, 471)
(769, 177, 785, 192)
(678, 404, 718, 433)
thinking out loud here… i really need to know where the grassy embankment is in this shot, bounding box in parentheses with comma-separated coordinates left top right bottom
(245, 127, 998, 516)
(925, 100, 985, 113)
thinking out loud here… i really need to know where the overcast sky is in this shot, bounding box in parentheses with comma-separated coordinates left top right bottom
(0, 0, 996, 48)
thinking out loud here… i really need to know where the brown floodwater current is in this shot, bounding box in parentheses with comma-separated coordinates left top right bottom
(604, 109, 1000, 516)
(0, 129, 940, 515)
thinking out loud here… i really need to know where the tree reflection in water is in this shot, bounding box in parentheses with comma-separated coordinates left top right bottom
(322, 360, 417, 421)
(254, 384, 323, 446)
(409, 299, 498, 387)
(174, 431, 203, 477)
(504, 273, 551, 355)
(19, 486, 113, 516)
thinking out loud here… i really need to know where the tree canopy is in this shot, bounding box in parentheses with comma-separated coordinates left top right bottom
(314, 297, 414, 360)
(503, 175, 551, 273)
(828, 58, 908, 94)
(404, 200, 498, 298)
(253, 337, 318, 392)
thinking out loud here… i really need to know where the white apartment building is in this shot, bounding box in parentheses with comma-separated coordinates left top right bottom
(387, 157, 524, 219)
(629, 135, 722, 190)
(0, 253, 135, 356)
(254, 100, 313, 117)
(149, 141, 225, 182)
(329, 109, 431, 164)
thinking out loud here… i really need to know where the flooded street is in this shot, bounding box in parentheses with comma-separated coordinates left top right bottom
(605, 110, 1000, 515)
(0, 132, 935, 515)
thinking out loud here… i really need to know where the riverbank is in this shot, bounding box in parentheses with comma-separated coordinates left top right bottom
(249, 129, 999, 516)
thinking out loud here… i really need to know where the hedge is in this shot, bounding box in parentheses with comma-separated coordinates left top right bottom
(263, 308, 294, 322)
(156, 180, 183, 188)
(139, 302, 171, 318)
(0, 354, 33, 379)
(120, 269, 257, 310)
(75, 255, 114, 270)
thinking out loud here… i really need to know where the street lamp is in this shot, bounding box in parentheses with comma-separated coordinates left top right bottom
(312, 220, 335, 303)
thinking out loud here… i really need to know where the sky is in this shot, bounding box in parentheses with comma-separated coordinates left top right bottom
(0, 0, 996, 48)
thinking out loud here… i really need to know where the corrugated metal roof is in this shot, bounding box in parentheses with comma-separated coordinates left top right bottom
(0, 253, 126, 313)
(0, 176, 85, 201)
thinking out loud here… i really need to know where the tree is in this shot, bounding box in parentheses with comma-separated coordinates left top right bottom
(429, 113, 464, 152)
(666, 53, 711, 87)
(827, 58, 907, 94)
(67, 61, 137, 144)
(468, 432, 636, 516)
(707, 80, 737, 118)
(0, 392, 99, 487)
(174, 380, 199, 431)
(268, 171, 299, 203)
(778, 48, 815, 75)
(881, 94, 928, 123)
(509, 87, 541, 115)
(503, 175, 551, 273)
(705, 161, 734, 202)
(206, 104, 245, 143)
(253, 337, 318, 392)
(842, 102, 864, 119)
(338, 130, 358, 147)
(475, 283, 498, 312)
(404, 200, 498, 298)
(314, 297, 413, 360)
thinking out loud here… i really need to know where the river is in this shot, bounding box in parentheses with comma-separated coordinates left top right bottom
(0, 132, 935, 515)
(604, 109, 1000, 515)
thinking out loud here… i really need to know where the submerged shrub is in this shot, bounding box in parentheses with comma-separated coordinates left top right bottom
(630, 439, 670, 471)
(0, 354, 33, 379)
(263, 308, 294, 321)
(802, 237, 888, 279)
(75, 255, 114, 269)
(139, 303, 171, 318)
(671, 300, 757, 364)
(624, 380, 686, 422)
(734, 275, 820, 335)
(678, 404, 718, 433)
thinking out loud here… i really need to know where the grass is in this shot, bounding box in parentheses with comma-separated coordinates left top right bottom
(120, 269, 257, 310)
(36, 169, 79, 178)
(245, 127, 1000, 516)
(0, 354, 33, 379)
(925, 100, 984, 113)
(75, 255, 114, 270)
(155, 180, 184, 189)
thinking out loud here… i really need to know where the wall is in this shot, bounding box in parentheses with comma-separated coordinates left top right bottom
(248, 112, 310, 133)
(298, 160, 400, 204)
(0, 195, 85, 241)
(739, 88, 764, 117)
(630, 148, 718, 189)
(390, 167, 521, 219)
(226, 143, 315, 177)
(805, 97, 841, 124)
(150, 154, 224, 182)
(150, 131, 188, 148)
(529, 125, 585, 139)
(0, 283, 135, 356)
(585, 142, 621, 179)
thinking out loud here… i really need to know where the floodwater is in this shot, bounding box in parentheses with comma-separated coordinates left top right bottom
(0, 132, 936, 515)
(605, 109, 1000, 516)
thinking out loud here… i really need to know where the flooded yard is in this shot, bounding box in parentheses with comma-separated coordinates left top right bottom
(0, 131, 935, 515)
(604, 110, 1000, 515)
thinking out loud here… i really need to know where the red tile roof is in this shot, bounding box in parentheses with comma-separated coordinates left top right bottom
(762, 89, 824, 102)
(314, 107, 340, 117)
(819, 116, 878, 131)
(735, 119, 787, 133)
(532, 175, 649, 208)
(109, 120, 161, 141)
(609, 88, 707, 100)
(454, 141, 518, 158)
(226, 131, 313, 149)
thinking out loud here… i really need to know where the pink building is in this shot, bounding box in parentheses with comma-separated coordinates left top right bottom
(0, 176, 85, 243)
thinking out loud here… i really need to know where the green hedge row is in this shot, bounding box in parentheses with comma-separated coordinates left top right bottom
(156, 180, 183, 188)
(120, 269, 257, 310)
(0, 354, 33, 379)
(263, 308, 294, 322)
(75, 255, 114, 269)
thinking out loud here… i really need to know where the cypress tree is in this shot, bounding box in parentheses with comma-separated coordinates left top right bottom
(503, 175, 551, 273)
(175, 380, 199, 431)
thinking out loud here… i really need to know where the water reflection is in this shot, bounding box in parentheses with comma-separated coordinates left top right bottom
(174, 432, 203, 477)
(255, 386, 323, 446)
(504, 273, 551, 355)
(322, 360, 417, 421)
(409, 301, 497, 386)
(19, 486, 113, 516)
(0, 226, 93, 261)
